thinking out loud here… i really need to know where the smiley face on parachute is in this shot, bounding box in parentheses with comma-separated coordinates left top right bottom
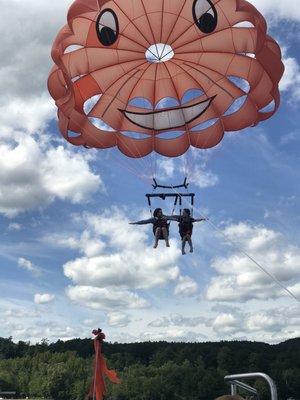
(48, 0, 284, 158)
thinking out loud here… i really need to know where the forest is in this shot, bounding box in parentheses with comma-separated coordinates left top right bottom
(0, 337, 299, 400)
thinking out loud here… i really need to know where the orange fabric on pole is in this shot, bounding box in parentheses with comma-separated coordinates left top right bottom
(48, 0, 284, 158)
(87, 329, 121, 400)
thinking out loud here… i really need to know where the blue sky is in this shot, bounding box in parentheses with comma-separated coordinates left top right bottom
(0, 0, 299, 344)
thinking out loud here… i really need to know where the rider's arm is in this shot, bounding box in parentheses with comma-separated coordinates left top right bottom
(192, 217, 208, 222)
(165, 215, 180, 221)
(129, 218, 155, 225)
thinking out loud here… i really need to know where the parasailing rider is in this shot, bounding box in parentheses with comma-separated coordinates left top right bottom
(130, 208, 173, 248)
(170, 209, 207, 255)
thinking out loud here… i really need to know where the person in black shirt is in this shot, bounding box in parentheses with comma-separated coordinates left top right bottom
(171, 209, 207, 255)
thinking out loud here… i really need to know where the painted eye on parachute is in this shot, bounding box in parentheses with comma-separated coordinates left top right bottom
(193, 0, 218, 34)
(96, 9, 119, 46)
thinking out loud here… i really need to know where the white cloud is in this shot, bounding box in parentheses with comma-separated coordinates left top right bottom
(158, 159, 176, 180)
(206, 222, 300, 302)
(66, 286, 149, 310)
(157, 155, 218, 189)
(245, 312, 285, 332)
(0, 96, 55, 136)
(280, 51, 300, 101)
(107, 312, 131, 328)
(148, 313, 203, 328)
(204, 305, 300, 340)
(287, 282, 300, 297)
(8, 223, 21, 231)
(170, 313, 203, 327)
(140, 329, 207, 342)
(188, 165, 219, 189)
(251, 0, 300, 22)
(34, 293, 55, 304)
(0, 0, 73, 102)
(63, 210, 181, 311)
(41, 146, 102, 203)
(18, 258, 41, 277)
(0, 1, 103, 218)
(4, 308, 40, 319)
(211, 313, 242, 335)
(148, 317, 171, 328)
(55, 230, 106, 258)
(0, 135, 102, 216)
(174, 275, 198, 297)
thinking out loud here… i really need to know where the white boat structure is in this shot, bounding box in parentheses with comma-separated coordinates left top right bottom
(224, 372, 278, 399)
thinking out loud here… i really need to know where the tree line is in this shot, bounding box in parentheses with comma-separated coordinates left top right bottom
(0, 337, 299, 400)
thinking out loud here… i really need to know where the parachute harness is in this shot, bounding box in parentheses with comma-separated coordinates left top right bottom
(146, 177, 195, 217)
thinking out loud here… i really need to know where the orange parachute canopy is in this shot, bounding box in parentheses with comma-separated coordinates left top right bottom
(48, 0, 284, 158)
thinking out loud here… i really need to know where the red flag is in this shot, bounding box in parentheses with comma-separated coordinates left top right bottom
(86, 329, 121, 400)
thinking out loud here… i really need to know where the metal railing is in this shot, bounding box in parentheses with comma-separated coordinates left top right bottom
(224, 372, 278, 400)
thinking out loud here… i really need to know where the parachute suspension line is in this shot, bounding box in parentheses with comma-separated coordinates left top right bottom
(86, 82, 154, 183)
(147, 178, 193, 217)
(148, 186, 156, 217)
(80, 83, 151, 181)
(103, 60, 154, 181)
(170, 186, 300, 304)
(170, 188, 179, 216)
(184, 179, 194, 217)
(126, 72, 158, 179)
(151, 64, 159, 184)
(86, 139, 147, 182)
(162, 63, 191, 179)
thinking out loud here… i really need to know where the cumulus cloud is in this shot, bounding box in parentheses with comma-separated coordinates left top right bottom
(140, 329, 207, 342)
(245, 312, 286, 333)
(157, 158, 218, 189)
(149, 313, 204, 328)
(174, 275, 198, 297)
(0, 135, 102, 216)
(158, 159, 176, 181)
(4, 308, 40, 319)
(188, 165, 219, 189)
(55, 230, 106, 258)
(251, 0, 300, 22)
(210, 313, 242, 335)
(9, 324, 78, 343)
(0, 96, 55, 136)
(280, 51, 300, 101)
(148, 317, 171, 328)
(0, 0, 73, 102)
(0, 1, 104, 218)
(170, 314, 204, 327)
(63, 209, 181, 310)
(206, 222, 300, 302)
(205, 304, 300, 340)
(66, 286, 149, 310)
(107, 312, 131, 328)
(34, 293, 55, 304)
